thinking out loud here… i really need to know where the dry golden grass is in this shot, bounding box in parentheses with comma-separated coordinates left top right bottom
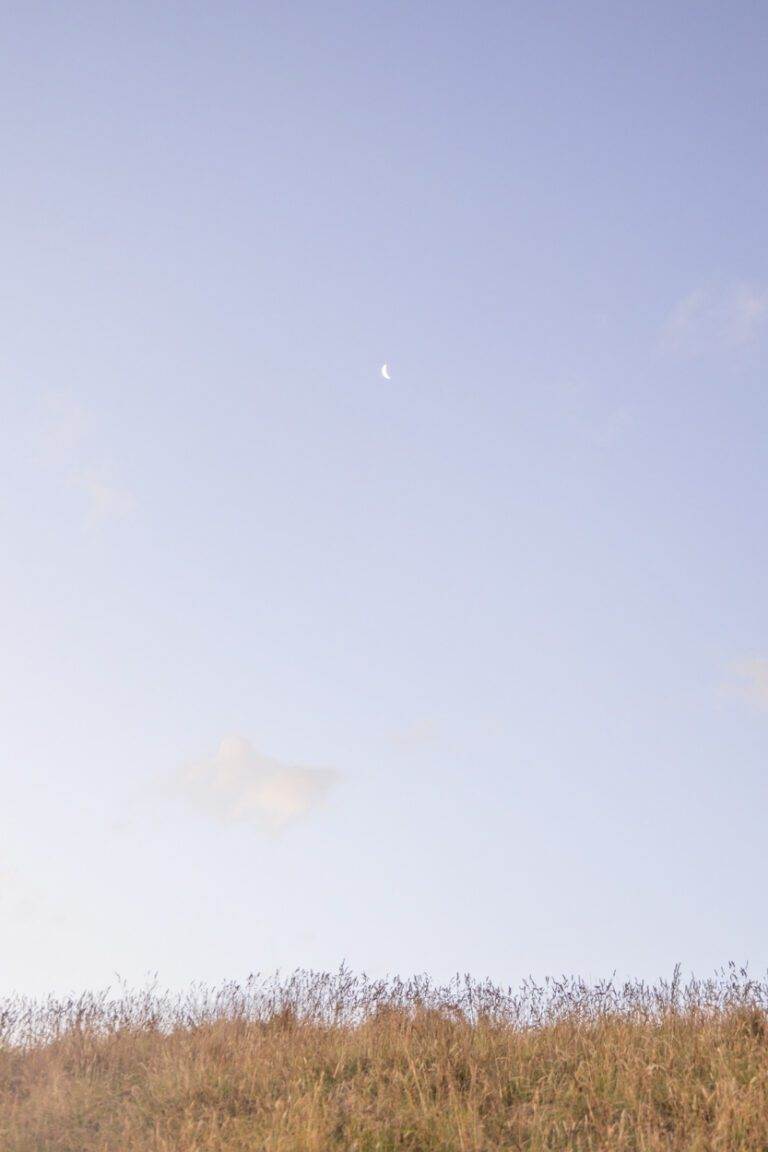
(1, 966, 768, 1150)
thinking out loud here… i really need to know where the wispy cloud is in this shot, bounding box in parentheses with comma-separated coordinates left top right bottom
(0, 868, 60, 926)
(177, 736, 338, 831)
(569, 403, 635, 451)
(0, 888, 36, 924)
(69, 467, 137, 521)
(663, 283, 768, 354)
(728, 285, 768, 345)
(37, 393, 90, 466)
(730, 658, 768, 712)
(389, 717, 439, 749)
(37, 391, 137, 521)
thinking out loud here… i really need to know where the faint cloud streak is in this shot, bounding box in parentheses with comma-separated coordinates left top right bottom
(37, 391, 137, 521)
(0, 868, 61, 926)
(389, 718, 439, 749)
(69, 467, 137, 521)
(569, 403, 635, 451)
(37, 393, 89, 466)
(731, 658, 768, 712)
(663, 283, 768, 354)
(728, 285, 768, 346)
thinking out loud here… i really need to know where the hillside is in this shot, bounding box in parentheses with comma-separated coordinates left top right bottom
(1, 968, 767, 1150)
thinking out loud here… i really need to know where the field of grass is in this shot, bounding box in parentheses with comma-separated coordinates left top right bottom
(1, 966, 767, 1150)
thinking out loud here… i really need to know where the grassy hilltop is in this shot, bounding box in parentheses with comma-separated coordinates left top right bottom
(1, 967, 767, 1151)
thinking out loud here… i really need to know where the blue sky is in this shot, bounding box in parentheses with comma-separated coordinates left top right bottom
(1, 1, 767, 994)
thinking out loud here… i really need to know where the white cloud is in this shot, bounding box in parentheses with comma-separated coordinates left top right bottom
(663, 283, 768, 353)
(178, 736, 338, 831)
(732, 658, 768, 712)
(69, 467, 137, 520)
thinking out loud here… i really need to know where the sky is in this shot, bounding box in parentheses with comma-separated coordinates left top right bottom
(1, 0, 767, 996)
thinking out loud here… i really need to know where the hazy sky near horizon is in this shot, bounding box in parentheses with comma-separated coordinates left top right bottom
(1, 1, 768, 995)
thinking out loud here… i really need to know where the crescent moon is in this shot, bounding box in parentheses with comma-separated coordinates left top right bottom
(381, 363, 391, 380)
